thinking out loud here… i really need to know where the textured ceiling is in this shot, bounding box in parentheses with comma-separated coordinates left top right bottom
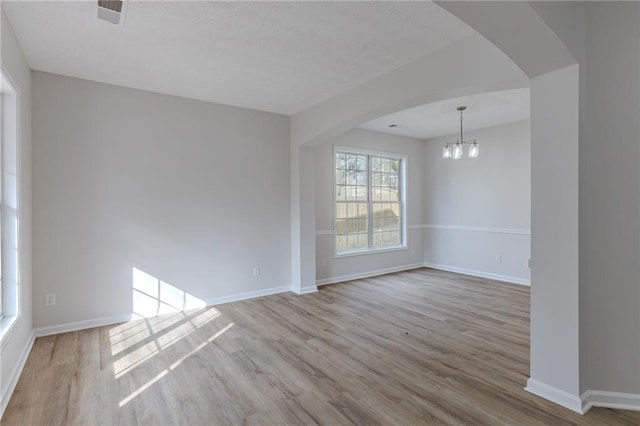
(358, 88, 531, 140)
(3, 1, 475, 115)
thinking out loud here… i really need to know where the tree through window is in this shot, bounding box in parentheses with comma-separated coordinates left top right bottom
(335, 149, 405, 254)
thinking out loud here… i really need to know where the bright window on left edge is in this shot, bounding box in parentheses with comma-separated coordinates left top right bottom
(334, 148, 406, 255)
(0, 69, 20, 325)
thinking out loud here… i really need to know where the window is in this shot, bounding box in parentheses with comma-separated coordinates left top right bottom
(0, 85, 3, 319)
(334, 147, 406, 255)
(0, 69, 19, 329)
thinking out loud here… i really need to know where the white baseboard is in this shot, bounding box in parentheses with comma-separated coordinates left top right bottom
(581, 389, 640, 412)
(34, 314, 134, 337)
(316, 262, 528, 287)
(33, 285, 292, 337)
(525, 378, 584, 414)
(1, 331, 35, 419)
(316, 263, 425, 286)
(424, 262, 530, 286)
(526, 381, 640, 414)
(204, 285, 290, 306)
(292, 285, 318, 295)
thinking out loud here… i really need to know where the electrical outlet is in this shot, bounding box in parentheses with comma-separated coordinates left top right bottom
(527, 258, 532, 269)
(45, 293, 56, 306)
(321, 258, 327, 267)
(496, 255, 502, 264)
(252, 266, 261, 277)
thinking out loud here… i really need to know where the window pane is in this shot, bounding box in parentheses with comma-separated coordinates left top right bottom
(336, 152, 402, 254)
(344, 185, 356, 201)
(345, 154, 357, 171)
(390, 229, 397, 241)
(371, 156, 381, 172)
(381, 158, 389, 172)
(372, 230, 401, 248)
(390, 203, 400, 225)
(384, 231, 401, 245)
(336, 202, 367, 237)
(371, 185, 379, 201)
(373, 231, 383, 247)
(390, 184, 399, 201)
(371, 171, 381, 186)
(345, 233, 367, 250)
(372, 203, 400, 230)
(357, 233, 368, 248)
(345, 234, 367, 251)
(356, 185, 367, 201)
(372, 208, 382, 230)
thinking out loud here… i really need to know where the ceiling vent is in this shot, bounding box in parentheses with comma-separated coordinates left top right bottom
(97, 1, 125, 25)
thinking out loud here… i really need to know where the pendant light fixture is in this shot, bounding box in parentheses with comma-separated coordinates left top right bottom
(442, 106, 479, 159)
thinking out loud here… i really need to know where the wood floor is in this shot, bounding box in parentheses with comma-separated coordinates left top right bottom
(3, 268, 639, 425)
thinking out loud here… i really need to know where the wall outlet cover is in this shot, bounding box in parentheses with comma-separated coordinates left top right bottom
(45, 293, 56, 306)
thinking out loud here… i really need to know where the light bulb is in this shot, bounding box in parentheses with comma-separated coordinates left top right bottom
(452, 143, 463, 159)
(442, 145, 452, 159)
(468, 142, 479, 158)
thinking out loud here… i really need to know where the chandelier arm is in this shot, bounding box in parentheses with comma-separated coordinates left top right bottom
(460, 108, 464, 143)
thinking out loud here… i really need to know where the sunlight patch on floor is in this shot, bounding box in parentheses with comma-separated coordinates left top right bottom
(118, 322, 234, 407)
(112, 308, 222, 378)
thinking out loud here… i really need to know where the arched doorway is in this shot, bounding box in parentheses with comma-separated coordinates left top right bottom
(290, 1, 583, 413)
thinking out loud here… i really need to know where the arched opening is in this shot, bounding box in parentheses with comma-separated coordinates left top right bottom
(290, 1, 584, 413)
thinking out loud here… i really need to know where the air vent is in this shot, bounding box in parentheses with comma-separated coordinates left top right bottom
(97, 1, 124, 25)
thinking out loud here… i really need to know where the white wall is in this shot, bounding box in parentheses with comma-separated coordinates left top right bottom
(0, 10, 34, 417)
(528, 64, 581, 403)
(581, 2, 640, 395)
(423, 120, 531, 284)
(430, 1, 640, 408)
(32, 72, 291, 329)
(532, 1, 640, 400)
(315, 128, 424, 283)
(291, 33, 529, 292)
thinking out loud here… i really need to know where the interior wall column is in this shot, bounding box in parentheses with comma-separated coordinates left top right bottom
(527, 64, 581, 412)
(290, 144, 317, 294)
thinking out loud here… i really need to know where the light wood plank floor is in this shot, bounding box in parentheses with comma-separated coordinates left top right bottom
(3, 268, 639, 425)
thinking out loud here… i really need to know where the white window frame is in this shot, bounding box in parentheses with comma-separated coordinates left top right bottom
(0, 67, 22, 343)
(333, 146, 407, 258)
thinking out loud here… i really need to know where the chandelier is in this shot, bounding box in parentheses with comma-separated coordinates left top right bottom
(442, 106, 479, 159)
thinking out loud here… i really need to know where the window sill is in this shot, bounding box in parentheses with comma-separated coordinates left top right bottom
(0, 315, 21, 350)
(335, 245, 408, 259)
